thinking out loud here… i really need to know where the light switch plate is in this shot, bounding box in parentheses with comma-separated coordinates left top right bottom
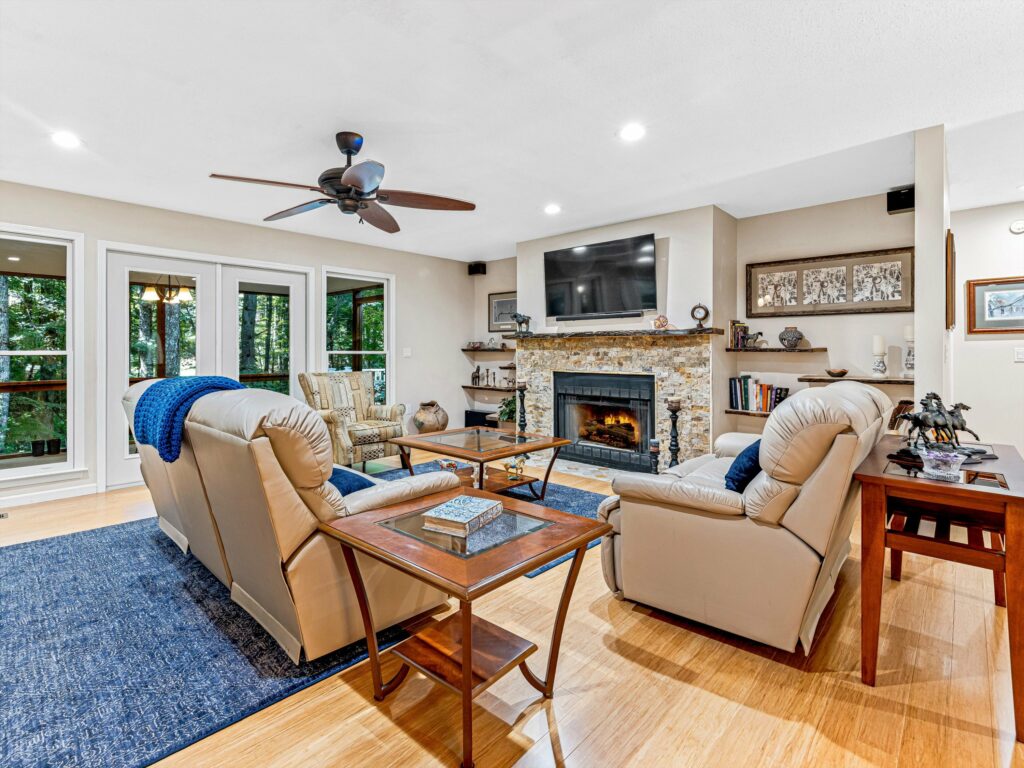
(402, 347, 412, 358)
(1015, 347, 1024, 363)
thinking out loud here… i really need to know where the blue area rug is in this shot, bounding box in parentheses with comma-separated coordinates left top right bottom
(0, 520, 406, 768)
(373, 460, 607, 577)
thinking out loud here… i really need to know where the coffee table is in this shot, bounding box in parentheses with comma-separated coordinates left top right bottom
(319, 487, 610, 768)
(390, 426, 571, 500)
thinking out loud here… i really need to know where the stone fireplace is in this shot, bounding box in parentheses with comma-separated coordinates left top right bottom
(513, 329, 718, 471)
(554, 371, 655, 470)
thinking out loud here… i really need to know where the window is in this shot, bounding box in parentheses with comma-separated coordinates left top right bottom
(238, 283, 290, 393)
(325, 274, 389, 403)
(0, 235, 73, 472)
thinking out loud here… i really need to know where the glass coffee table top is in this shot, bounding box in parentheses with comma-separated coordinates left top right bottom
(883, 461, 1009, 489)
(410, 428, 549, 455)
(379, 503, 552, 559)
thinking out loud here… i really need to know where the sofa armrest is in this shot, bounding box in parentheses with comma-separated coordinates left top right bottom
(368, 402, 407, 424)
(713, 432, 760, 458)
(342, 472, 461, 516)
(611, 473, 745, 516)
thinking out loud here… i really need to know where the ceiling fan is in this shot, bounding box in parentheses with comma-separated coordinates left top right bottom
(210, 131, 475, 233)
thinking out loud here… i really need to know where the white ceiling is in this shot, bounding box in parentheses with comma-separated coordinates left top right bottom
(1, 0, 1022, 262)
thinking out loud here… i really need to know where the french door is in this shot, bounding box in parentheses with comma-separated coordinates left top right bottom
(104, 251, 308, 488)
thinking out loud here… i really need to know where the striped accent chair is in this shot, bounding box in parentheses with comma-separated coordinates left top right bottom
(297, 371, 406, 467)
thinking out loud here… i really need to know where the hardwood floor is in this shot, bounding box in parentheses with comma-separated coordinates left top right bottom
(4, 450, 1023, 767)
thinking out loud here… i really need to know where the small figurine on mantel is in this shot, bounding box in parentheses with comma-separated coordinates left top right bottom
(511, 313, 532, 335)
(650, 314, 677, 331)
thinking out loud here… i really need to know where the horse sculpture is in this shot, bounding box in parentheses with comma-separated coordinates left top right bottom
(948, 403, 980, 443)
(898, 393, 977, 448)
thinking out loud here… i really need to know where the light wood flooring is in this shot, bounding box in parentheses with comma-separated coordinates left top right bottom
(3, 450, 1023, 767)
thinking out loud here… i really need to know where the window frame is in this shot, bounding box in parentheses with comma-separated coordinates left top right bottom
(0, 223, 85, 481)
(321, 266, 395, 405)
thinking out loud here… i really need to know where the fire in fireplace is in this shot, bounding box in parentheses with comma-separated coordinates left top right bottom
(553, 371, 655, 471)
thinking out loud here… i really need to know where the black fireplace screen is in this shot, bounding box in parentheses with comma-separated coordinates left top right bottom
(553, 372, 655, 471)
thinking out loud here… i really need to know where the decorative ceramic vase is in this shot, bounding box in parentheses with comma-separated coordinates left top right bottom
(778, 326, 804, 349)
(413, 401, 448, 433)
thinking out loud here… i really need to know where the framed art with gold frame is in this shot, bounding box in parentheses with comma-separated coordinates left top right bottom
(966, 276, 1024, 334)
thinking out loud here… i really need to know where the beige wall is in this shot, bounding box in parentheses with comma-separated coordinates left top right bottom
(950, 201, 1024, 452)
(468, 257, 517, 413)
(0, 181, 475, 499)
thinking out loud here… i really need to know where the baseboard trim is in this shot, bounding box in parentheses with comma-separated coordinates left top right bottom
(0, 482, 99, 509)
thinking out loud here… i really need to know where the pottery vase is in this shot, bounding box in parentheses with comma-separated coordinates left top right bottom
(778, 326, 805, 349)
(413, 401, 449, 433)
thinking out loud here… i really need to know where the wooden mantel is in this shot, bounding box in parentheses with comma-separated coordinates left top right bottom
(504, 327, 724, 341)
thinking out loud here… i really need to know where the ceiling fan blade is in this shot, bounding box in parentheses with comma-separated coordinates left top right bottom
(263, 199, 335, 222)
(210, 173, 325, 193)
(358, 201, 400, 233)
(341, 160, 385, 193)
(376, 189, 475, 211)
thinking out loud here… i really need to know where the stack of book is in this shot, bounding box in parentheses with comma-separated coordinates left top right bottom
(421, 495, 503, 537)
(728, 375, 789, 413)
(729, 320, 750, 349)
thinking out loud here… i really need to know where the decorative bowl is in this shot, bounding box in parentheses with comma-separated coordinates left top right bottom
(919, 447, 966, 482)
(825, 368, 848, 378)
(466, 341, 483, 350)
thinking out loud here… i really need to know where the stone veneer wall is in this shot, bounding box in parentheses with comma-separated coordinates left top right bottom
(516, 335, 712, 470)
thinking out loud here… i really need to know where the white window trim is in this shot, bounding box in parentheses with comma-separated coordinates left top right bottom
(96, 239, 316, 491)
(321, 265, 396, 405)
(0, 222, 86, 482)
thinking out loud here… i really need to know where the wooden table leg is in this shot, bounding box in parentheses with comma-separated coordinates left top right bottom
(477, 462, 485, 490)
(861, 481, 886, 686)
(340, 545, 410, 701)
(1004, 501, 1024, 741)
(399, 445, 415, 476)
(520, 544, 587, 697)
(460, 599, 475, 768)
(527, 445, 563, 501)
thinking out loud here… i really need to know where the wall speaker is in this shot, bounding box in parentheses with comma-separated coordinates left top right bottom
(887, 186, 914, 215)
(468, 261, 487, 275)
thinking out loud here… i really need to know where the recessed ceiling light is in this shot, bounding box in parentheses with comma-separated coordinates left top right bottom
(51, 130, 82, 149)
(7, 256, 20, 262)
(544, 203, 561, 215)
(572, 246, 587, 253)
(618, 122, 646, 142)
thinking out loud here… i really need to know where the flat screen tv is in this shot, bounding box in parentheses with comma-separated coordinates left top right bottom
(544, 234, 657, 319)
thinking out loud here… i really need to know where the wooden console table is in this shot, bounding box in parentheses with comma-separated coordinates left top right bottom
(854, 436, 1024, 740)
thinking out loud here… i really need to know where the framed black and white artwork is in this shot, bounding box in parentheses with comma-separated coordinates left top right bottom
(488, 291, 517, 332)
(746, 247, 914, 318)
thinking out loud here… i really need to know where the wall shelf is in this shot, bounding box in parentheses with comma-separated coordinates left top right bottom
(797, 375, 913, 385)
(724, 409, 772, 418)
(461, 348, 514, 353)
(725, 346, 828, 353)
(462, 384, 516, 393)
(498, 364, 517, 370)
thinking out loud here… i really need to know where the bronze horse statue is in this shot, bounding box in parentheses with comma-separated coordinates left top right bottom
(948, 403, 980, 443)
(898, 393, 977, 447)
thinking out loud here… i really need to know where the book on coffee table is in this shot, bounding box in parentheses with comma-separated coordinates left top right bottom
(422, 495, 503, 537)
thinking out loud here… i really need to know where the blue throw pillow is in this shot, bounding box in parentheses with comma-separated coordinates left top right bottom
(723, 439, 761, 493)
(328, 466, 376, 496)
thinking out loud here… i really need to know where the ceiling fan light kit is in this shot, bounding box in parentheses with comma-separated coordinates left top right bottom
(211, 131, 475, 233)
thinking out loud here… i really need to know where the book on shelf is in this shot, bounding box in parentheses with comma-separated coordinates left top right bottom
(728, 375, 789, 413)
(422, 495, 503, 537)
(728, 320, 749, 349)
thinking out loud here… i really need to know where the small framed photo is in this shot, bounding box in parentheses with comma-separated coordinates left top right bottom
(966, 276, 1024, 334)
(488, 291, 517, 332)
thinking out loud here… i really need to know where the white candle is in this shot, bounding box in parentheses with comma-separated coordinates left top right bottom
(872, 335, 885, 355)
(903, 324, 914, 342)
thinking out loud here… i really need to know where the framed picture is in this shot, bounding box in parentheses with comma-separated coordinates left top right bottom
(966, 276, 1024, 334)
(746, 247, 914, 318)
(488, 291, 517, 332)
(945, 230, 956, 329)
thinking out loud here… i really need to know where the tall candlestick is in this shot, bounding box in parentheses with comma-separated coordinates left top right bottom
(903, 324, 914, 342)
(872, 335, 885, 355)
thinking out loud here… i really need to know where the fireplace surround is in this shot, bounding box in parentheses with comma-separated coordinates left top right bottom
(554, 372, 655, 470)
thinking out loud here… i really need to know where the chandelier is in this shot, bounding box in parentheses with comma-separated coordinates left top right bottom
(141, 275, 193, 304)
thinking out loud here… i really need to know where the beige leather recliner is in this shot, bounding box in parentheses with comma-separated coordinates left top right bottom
(598, 381, 892, 653)
(183, 387, 459, 663)
(122, 380, 233, 587)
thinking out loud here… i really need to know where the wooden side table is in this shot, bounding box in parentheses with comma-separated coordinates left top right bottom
(854, 436, 1024, 740)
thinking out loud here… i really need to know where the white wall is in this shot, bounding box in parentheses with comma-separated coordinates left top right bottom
(950, 201, 1024, 452)
(515, 205, 721, 333)
(0, 181, 475, 500)
(735, 194, 916, 380)
(468, 256, 517, 414)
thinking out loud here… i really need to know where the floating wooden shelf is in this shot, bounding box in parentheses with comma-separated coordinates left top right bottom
(498, 364, 517, 370)
(725, 346, 827, 353)
(798, 375, 913, 385)
(462, 384, 516, 392)
(725, 408, 772, 418)
(461, 347, 514, 353)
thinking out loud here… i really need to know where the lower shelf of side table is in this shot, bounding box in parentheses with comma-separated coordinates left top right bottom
(390, 612, 537, 698)
(454, 466, 537, 494)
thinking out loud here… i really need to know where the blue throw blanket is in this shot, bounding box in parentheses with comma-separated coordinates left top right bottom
(134, 376, 245, 462)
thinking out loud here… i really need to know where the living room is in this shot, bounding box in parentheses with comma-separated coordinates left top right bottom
(2, 2, 1024, 766)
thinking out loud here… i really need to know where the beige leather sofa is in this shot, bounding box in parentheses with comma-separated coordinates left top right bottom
(298, 370, 406, 468)
(125, 381, 459, 663)
(598, 381, 892, 653)
(123, 380, 233, 587)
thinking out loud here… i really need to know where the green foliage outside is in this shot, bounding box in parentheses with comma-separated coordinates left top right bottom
(325, 286, 387, 403)
(238, 292, 290, 394)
